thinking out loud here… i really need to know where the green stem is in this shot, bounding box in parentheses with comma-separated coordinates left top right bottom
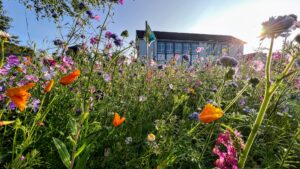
(223, 84, 249, 113)
(279, 128, 300, 169)
(12, 127, 18, 161)
(199, 122, 216, 161)
(238, 37, 274, 168)
(1, 40, 4, 68)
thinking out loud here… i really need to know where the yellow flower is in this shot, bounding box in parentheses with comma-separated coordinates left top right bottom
(6, 83, 35, 111)
(198, 103, 224, 123)
(147, 133, 156, 142)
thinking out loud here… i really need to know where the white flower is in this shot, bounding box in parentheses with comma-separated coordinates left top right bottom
(125, 137, 132, 144)
(139, 95, 147, 102)
(0, 30, 11, 40)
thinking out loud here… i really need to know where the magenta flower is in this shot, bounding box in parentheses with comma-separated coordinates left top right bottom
(252, 60, 264, 72)
(19, 155, 25, 161)
(0, 94, 4, 101)
(105, 31, 112, 38)
(90, 37, 99, 45)
(272, 51, 282, 60)
(119, 0, 124, 5)
(213, 130, 241, 169)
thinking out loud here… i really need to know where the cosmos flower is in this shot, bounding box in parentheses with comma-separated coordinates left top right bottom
(147, 133, 156, 142)
(198, 103, 224, 123)
(90, 37, 99, 45)
(119, 0, 124, 5)
(60, 69, 80, 85)
(44, 79, 54, 93)
(112, 112, 125, 127)
(196, 47, 204, 53)
(260, 14, 298, 39)
(105, 31, 112, 38)
(6, 83, 35, 111)
(94, 15, 100, 21)
(252, 60, 264, 72)
(114, 38, 123, 47)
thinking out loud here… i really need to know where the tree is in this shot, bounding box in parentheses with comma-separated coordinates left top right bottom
(0, 0, 19, 44)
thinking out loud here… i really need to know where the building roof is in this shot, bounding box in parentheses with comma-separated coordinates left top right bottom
(136, 30, 246, 44)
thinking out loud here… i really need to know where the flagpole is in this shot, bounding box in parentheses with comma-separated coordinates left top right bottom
(145, 21, 149, 65)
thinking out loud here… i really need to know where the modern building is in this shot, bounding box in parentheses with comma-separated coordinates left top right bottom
(136, 30, 246, 65)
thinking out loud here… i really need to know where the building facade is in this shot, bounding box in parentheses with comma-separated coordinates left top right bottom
(136, 31, 245, 65)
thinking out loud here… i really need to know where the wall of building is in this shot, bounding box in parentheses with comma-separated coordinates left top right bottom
(137, 38, 243, 64)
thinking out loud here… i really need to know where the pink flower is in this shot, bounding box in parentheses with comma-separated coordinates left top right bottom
(272, 51, 282, 60)
(252, 60, 264, 72)
(119, 0, 124, 5)
(25, 75, 39, 82)
(90, 37, 99, 45)
(94, 15, 100, 21)
(196, 47, 204, 53)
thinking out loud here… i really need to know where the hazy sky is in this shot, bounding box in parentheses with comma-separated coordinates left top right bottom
(3, 0, 300, 54)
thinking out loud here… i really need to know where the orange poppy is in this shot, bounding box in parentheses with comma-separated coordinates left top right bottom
(59, 69, 80, 85)
(44, 79, 54, 93)
(6, 83, 35, 111)
(0, 120, 15, 126)
(112, 112, 125, 127)
(198, 103, 224, 123)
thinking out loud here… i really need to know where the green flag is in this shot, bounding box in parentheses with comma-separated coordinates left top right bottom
(144, 22, 156, 44)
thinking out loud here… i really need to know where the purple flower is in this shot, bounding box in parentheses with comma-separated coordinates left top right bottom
(31, 99, 41, 112)
(7, 55, 20, 66)
(86, 10, 94, 19)
(53, 39, 64, 46)
(183, 55, 189, 61)
(110, 33, 117, 40)
(119, 0, 124, 5)
(219, 56, 238, 67)
(0, 66, 9, 75)
(78, 2, 86, 10)
(25, 75, 39, 82)
(272, 51, 282, 60)
(8, 102, 16, 110)
(105, 31, 112, 38)
(114, 38, 123, 47)
(188, 112, 199, 121)
(104, 74, 112, 82)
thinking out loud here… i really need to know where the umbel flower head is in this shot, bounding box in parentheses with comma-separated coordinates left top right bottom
(198, 103, 224, 123)
(60, 69, 80, 85)
(260, 14, 298, 40)
(6, 83, 35, 111)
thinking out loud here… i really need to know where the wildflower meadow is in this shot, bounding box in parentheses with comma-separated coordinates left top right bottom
(0, 1, 300, 169)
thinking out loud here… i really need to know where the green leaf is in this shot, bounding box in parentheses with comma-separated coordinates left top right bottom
(52, 137, 71, 168)
(74, 143, 87, 158)
(75, 144, 92, 169)
(67, 117, 77, 136)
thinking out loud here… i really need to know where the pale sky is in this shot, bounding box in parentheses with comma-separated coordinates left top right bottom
(3, 0, 300, 54)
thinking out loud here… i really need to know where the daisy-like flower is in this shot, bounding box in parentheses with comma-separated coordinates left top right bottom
(196, 47, 204, 53)
(60, 69, 80, 85)
(112, 112, 125, 127)
(198, 103, 224, 123)
(252, 60, 264, 72)
(6, 83, 35, 111)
